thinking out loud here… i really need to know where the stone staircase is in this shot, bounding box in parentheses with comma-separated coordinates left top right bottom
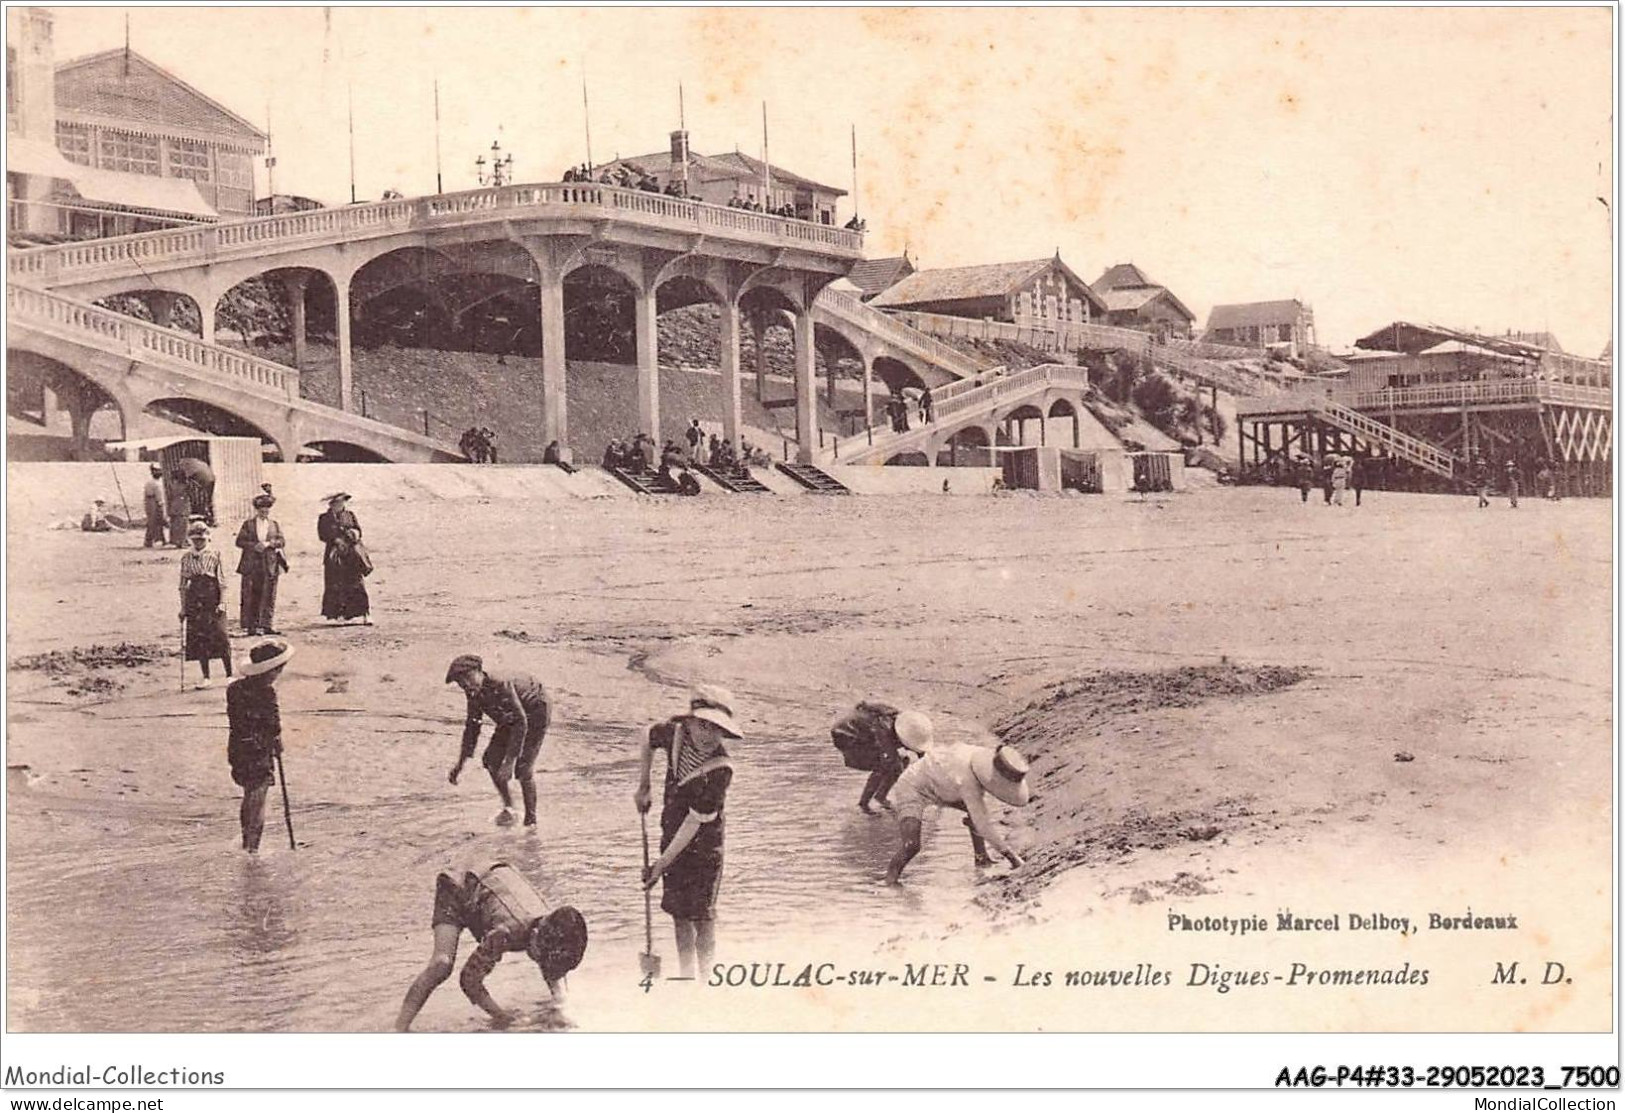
(835, 362, 1092, 465)
(774, 461, 852, 494)
(692, 463, 772, 493)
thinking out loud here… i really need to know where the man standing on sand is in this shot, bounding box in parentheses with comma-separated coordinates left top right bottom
(445, 655, 551, 828)
(686, 417, 704, 462)
(395, 862, 587, 1031)
(886, 741, 1030, 884)
(226, 638, 291, 853)
(142, 464, 168, 547)
(830, 702, 933, 814)
(1504, 460, 1520, 508)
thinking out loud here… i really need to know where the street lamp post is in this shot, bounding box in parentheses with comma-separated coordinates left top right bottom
(475, 139, 514, 187)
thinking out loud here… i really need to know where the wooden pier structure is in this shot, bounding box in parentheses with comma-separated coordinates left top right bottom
(1236, 323, 1613, 495)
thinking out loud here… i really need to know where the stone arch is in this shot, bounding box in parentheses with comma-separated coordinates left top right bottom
(301, 440, 391, 464)
(935, 423, 993, 468)
(6, 348, 130, 459)
(92, 289, 206, 336)
(563, 262, 639, 364)
(1047, 396, 1082, 449)
(1000, 403, 1048, 447)
(142, 397, 282, 452)
(212, 266, 342, 362)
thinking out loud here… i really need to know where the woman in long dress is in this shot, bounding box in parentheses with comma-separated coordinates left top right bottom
(317, 493, 371, 624)
(178, 519, 233, 688)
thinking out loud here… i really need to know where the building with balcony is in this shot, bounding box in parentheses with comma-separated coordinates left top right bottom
(868, 253, 1105, 329)
(6, 9, 264, 240)
(593, 131, 846, 224)
(1204, 299, 1315, 357)
(1091, 262, 1195, 340)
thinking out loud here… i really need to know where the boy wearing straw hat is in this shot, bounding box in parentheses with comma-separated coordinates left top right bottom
(395, 862, 587, 1031)
(634, 685, 740, 978)
(885, 742, 1030, 884)
(226, 638, 292, 854)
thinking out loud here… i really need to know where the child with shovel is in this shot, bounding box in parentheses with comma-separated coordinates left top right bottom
(634, 685, 740, 979)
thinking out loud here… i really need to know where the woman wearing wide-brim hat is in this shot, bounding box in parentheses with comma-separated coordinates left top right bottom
(885, 740, 1030, 885)
(178, 519, 233, 689)
(316, 493, 371, 625)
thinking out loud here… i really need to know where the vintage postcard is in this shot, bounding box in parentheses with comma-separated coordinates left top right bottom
(2, 3, 1615, 1081)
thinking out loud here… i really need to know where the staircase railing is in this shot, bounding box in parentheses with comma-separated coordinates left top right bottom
(10, 182, 863, 284)
(840, 362, 1091, 463)
(815, 288, 990, 377)
(9, 283, 301, 401)
(9, 283, 455, 452)
(1309, 397, 1455, 478)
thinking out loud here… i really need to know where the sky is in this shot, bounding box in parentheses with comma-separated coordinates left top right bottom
(44, 6, 1616, 354)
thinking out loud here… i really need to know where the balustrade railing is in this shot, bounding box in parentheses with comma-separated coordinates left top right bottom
(815, 288, 988, 376)
(8, 283, 300, 400)
(1236, 376, 1613, 419)
(841, 363, 1090, 462)
(10, 182, 863, 283)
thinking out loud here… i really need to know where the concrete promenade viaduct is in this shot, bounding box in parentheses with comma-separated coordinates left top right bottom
(9, 181, 1007, 463)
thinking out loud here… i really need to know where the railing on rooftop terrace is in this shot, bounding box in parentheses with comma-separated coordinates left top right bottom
(815, 288, 989, 377)
(8, 283, 300, 401)
(1234, 377, 1614, 418)
(9, 182, 864, 284)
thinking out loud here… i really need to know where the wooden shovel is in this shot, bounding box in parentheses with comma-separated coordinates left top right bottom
(640, 811, 661, 979)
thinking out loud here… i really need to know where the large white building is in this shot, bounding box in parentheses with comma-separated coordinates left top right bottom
(6, 7, 266, 240)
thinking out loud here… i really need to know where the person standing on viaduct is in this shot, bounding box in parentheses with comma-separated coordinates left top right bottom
(445, 655, 551, 828)
(235, 493, 287, 636)
(317, 493, 371, 624)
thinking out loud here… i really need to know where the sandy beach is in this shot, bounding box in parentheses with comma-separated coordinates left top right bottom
(5, 466, 1611, 1032)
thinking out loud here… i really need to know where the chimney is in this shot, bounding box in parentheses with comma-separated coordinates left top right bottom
(670, 129, 690, 189)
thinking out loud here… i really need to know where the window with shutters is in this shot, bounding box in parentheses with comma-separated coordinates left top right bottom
(99, 131, 160, 175)
(56, 122, 91, 165)
(167, 138, 212, 182)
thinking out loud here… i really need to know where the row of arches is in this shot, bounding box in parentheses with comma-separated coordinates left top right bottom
(883, 398, 1086, 467)
(75, 242, 934, 462)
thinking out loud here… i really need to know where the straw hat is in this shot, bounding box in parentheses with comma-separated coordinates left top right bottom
(970, 744, 1031, 807)
(185, 519, 210, 539)
(322, 492, 352, 504)
(894, 710, 934, 754)
(241, 638, 294, 677)
(252, 493, 276, 509)
(687, 684, 742, 738)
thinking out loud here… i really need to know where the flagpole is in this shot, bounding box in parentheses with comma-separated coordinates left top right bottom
(851, 123, 858, 218)
(582, 73, 594, 173)
(347, 80, 357, 204)
(761, 102, 771, 206)
(433, 78, 443, 194)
